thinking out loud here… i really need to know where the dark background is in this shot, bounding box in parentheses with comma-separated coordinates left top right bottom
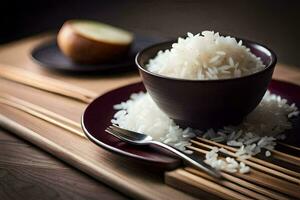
(2, 0, 300, 66)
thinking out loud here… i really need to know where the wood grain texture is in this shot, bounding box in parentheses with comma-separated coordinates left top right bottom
(0, 34, 196, 200)
(0, 128, 128, 200)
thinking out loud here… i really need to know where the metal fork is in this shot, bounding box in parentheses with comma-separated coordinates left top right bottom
(105, 125, 221, 178)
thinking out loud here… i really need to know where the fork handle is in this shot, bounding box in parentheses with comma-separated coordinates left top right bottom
(150, 141, 221, 178)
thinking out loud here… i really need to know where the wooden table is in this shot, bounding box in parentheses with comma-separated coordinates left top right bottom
(0, 128, 128, 200)
(0, 34, 300, 200)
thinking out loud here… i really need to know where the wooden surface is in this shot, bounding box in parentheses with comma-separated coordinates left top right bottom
(0, 128, 127, 200)
(0, 34, 196, 200)
(0, 34, 300, 200)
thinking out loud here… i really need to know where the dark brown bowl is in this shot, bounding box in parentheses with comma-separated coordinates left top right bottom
(135, 38, 277, 129)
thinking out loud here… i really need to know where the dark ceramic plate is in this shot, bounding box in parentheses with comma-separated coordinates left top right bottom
(31, 35, 165, 73)
(81, 80, 300, 169)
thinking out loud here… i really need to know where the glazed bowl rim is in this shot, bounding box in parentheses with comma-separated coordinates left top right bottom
(135, 37, 277, 83)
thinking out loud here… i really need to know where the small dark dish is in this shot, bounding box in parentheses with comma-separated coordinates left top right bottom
(31, 35, 165, 73)
(136, 39, 277, 129)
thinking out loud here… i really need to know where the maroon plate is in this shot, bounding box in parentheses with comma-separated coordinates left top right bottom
(81, 80, 300, 170)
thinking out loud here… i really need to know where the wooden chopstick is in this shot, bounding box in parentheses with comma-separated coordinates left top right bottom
(173, 168, 252, 200)
(0, 70, 92, 103)
(189, 141, 300, 185)
(185, 168, 270, 200)
(186, 167, 288, 200)
(188, 145, 299, 198)
(271, 149, 300, 166)
(0, 96, 85, 138)
(196, 137, 300, 178)
(217, 170, 290, 200)
(196, 137, 300, 174)
(0, 94, 81, 129)
(0, 65, 97, 103)
(278, 141, 300, 152)
(234, 168, 299, 198)
(0, 65, 97, 98)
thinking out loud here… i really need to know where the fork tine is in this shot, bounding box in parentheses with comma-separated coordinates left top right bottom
(110, 125, 143, 136)
(109, 125, 141, 140)
(110, 125, 131, 134)
(105, 127, 140, 145)
(109, 125, 126, 133)
(105, 128, 122, 140)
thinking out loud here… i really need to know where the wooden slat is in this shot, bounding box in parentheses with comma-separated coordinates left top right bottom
(217, 171, 290, 200)
(0, 65, 97, 103)
(189, 142, 300, 185)
(234, 169, 299, 198)
(194, 137, 300, 178)
(189, 141, 300, 197)
(272, 149, 300, 166)
(278, 142, 300, 152)
(166, 169, 252, 200)
(0, 97, 85, 138)
(185, 168, 271, 200)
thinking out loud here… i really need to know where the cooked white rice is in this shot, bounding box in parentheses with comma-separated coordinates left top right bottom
(146, 31, 265, 80)
(112, 91, 298, 174)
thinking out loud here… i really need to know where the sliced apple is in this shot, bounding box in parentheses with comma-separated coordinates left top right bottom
(57, 20, 133, 64)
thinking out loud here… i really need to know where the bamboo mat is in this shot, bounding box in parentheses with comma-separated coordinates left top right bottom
(0, 34, 300, 199)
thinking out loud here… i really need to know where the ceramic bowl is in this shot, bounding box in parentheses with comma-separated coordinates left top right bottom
(135, 38, 277, 129)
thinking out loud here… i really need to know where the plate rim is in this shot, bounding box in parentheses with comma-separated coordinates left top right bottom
(81, 114, 177, 164)
(81, 81, 182, 168)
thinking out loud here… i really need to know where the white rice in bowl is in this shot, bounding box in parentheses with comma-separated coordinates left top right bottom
(147, 31, 265, 80)
(112, 91, 298, 174)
